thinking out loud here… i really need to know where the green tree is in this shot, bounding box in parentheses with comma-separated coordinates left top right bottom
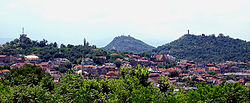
(169, 70, 179, 77)
(113, 60, 122, 68)
(158, 75, 170, 93)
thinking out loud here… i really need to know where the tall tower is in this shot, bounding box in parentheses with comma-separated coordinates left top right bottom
(19, 27, 27, 41)
(22, 27, 24, 34)
(83, 38, 87, 46)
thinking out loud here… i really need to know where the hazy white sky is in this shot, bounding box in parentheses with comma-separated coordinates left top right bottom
(0, 0, 250, 47)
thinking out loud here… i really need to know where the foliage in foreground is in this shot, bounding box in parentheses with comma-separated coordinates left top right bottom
(0, 64, 249, 102)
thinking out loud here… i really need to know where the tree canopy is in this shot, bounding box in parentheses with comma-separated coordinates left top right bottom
(0, 64, 249, 102)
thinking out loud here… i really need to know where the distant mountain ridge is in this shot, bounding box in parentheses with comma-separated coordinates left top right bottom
(153, 34, 250, 62)
(104, 35, 155, 53)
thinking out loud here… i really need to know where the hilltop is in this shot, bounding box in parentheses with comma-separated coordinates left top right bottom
(104, 35, 155, 53)
(153, 33, 250, 62)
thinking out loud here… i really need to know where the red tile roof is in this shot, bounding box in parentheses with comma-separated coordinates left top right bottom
(74, 65, 82, 68)
(116, 58, 123, 62)
(0, 55, 7, 58)
(237, 62, 247, 65)
(189, 67, 206, 72)
(156, 55, 163, 60)
(238, 79, 244, 83)
(197, 77, 206, 81)
(51, 74, 60, 77)
(97, 56, 106, 59)
(231, 66, 239, 69)
(10, 63, 27, 69)
(111, 53, 118, 56)
(163, 54, 168, 59)
(83, 65, 96, 68)
(207, 67, 220, 71)
(207, 63, 214, 66)
(106, 71, 119, 75)
(161, 72, 169, 76)
(40, 62, 49, 65)
(150, 73, 160, 77)
(0, 69, 10, 73)
(158, 68, 168, 72)
(84, 58, 93, 61)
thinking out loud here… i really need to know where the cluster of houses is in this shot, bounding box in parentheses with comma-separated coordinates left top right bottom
(148, 60, 250, 87)
(0, 53, 249, 86)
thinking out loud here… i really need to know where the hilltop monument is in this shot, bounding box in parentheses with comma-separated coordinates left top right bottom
(19, 27, 27, 41)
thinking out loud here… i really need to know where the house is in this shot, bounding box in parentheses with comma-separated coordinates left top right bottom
(238, 78, 245, 84)
(110, 53, 118, 56)
(74, 65, 83, 71)
(167, 54, 176, 61)
(97, 66, 107, 75)
(149, 61, 157, 66)
(176, 64, 187, 69)
(10, 63, 27, 69)
(0, 55, 12, 63)
(116, 58, 123, 62)
(104, 63, 117, 71)
(148, 67, 161, 73)
(224, 73, 250, 80)
(51, 74, 61, 83)
(167, 67, 181, 73)
(148, 76, 160, 85)
(83, 65, 97, 70)
(38, 61, 53, 69)
(83, 58, 94, 65)
(24, 55, 41, 64)
(189, 67, 206, 75)
(207, 67, 220, 73)
(206, 63, 214, 67)
(197, 77, 206, 82)
(206, 77, 216, 84)
(154, 54, 168, 64)
(122, 61, 131, 67)
(131, 54, 140, 59)
(53, 58, 70, 65)
(0, 55, 7, 62)
(229, 66, 243, 72)
(0, 69, 10, 76)
(106, 71, 119, 79)
(226, 80, 236, 84)
(179, 59, 188, 64)
(81, 65, 98, 77)
(237, 62, 247, 66)
(131, 59, 150, 66)
(14, 57, 24, 63)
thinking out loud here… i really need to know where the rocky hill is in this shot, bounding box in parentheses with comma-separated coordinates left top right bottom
(104, 35, 155, 53)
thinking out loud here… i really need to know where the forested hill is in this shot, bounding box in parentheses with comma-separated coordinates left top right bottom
(104, 35, 155, 53)
(0, 36, 111, 64)
(153, 34, 250, 62)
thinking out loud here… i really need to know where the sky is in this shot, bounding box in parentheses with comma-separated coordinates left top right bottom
(0, 0, 250, 47)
